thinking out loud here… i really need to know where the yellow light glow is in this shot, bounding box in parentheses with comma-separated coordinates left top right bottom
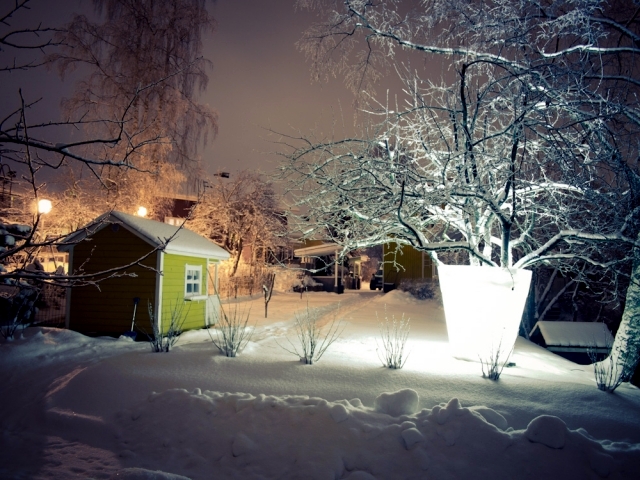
(136, 206, 148, 217)
(38, 199, 52, 214)
(438, 265, 532, 362)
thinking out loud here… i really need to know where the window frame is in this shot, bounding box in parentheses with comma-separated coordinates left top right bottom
(184, 264, 203, 299)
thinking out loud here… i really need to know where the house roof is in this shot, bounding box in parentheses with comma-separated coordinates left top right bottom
(294, 243, 344, 257)
(529, 321, 613, 349)
(60, 210, 230, 260)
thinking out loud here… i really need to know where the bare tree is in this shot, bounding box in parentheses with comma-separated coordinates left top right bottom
(187, 171, 286, 277)
(284, 0, 640, 382)
(263, 272, 275, 318)
(51, 0, 217, 170)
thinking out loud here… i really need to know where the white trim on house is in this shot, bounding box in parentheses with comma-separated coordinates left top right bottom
(64, 248, 74, 330)
(184, 264, 203, 298)
(155, 251, 164, 333)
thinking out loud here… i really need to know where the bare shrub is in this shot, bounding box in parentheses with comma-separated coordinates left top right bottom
(589, 335, 637, 393)
(208, 301, 254, 357)
(146, 299, 189, 352)
(376, 309, 410, 369)
(278, 303, 344, 364)
(479, 338, 513, 381)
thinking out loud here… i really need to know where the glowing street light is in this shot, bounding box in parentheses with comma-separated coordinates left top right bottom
(136, 206, 148, 217)
(38, 199, 52, 215)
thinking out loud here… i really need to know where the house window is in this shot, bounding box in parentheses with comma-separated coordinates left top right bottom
(185, 265, 203, 297)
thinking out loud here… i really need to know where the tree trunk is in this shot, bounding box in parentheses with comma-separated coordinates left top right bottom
(598, 239, 640, 384)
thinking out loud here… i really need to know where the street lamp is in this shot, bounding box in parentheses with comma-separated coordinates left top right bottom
(38, 199, 52, 215)
(136, 206, 148, 217)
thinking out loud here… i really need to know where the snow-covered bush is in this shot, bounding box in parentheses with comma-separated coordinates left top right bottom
(208, 301, 254, 357)
(398, 279, 439, 301)
(294, 275, 323, 297)
(146, 300, 188, 352)
(1, 222, 41, 341)
(0, 285, 39, 341)
(376, 309, 410, 369)
(277, 303, 344, 364)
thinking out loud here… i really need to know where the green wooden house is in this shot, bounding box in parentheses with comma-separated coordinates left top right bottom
(60, 211, 230, 337)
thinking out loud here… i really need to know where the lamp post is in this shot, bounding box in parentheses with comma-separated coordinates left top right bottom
(37, 198, 52, 240)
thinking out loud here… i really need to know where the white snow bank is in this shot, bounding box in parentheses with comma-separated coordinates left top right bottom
(2, 293, 640, 479)
(110, 388, 638, 479)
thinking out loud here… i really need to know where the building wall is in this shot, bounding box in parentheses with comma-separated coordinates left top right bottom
(383, 242, 434, 285)
(68, 225, 157, 336)
(161, 253, 208, 333)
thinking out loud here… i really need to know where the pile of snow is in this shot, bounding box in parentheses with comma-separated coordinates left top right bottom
(1, 291, 639, 479)
(110, 388, 632, 479)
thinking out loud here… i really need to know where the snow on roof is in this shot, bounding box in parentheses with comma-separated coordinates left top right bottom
(61, 210, 229, 260)
(529, 321, 613, 349)
(294, 243, 344, 257)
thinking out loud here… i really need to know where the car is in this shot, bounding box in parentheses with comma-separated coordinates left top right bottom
(369, 269, 383, 290)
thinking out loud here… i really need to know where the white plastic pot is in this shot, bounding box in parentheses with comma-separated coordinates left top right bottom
(438, 265, 532, 362)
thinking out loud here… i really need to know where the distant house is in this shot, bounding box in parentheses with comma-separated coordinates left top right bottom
(294, 241, 366, 292)
(381, 241, 436, 288)
(529, 321, 613, 365)
(60, 211, 230, 337)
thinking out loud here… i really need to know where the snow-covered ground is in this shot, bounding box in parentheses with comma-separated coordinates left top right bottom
(1, 289, 639, 479)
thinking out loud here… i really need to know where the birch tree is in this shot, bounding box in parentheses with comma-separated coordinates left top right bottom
(49, 0, 218, 206)
(282, 0, 640, 387)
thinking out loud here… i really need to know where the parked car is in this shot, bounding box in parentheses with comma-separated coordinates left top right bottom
(369, 269, 383, 290)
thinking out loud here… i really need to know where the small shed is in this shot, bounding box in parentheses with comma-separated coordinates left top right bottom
(60, 211, 230, 337)
(529, 321, 613, 365)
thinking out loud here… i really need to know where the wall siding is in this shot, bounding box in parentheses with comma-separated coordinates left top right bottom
(161, 254, 208, 333)
(383, 242, 434, 285)
(68, 226, 157, 336)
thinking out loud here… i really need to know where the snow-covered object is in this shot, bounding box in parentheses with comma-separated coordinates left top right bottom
(1, 292, 639, 479)
(0, 222, 31, 249)
(373, 388, 419, 416)
(60, 210, 229, 260)
(525, 415, 567, 449)
(530, 321, 613, 349)
(4, 223, 32, 235)
(107, 468, 191, 480)
(438, 265, 532, 361)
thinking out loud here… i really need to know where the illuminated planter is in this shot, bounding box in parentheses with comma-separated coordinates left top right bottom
(438, 265, 532, 362)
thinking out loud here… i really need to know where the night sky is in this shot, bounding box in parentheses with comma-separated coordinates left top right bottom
(203, 0, 357, 176)
(1, 0, 359, 179)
